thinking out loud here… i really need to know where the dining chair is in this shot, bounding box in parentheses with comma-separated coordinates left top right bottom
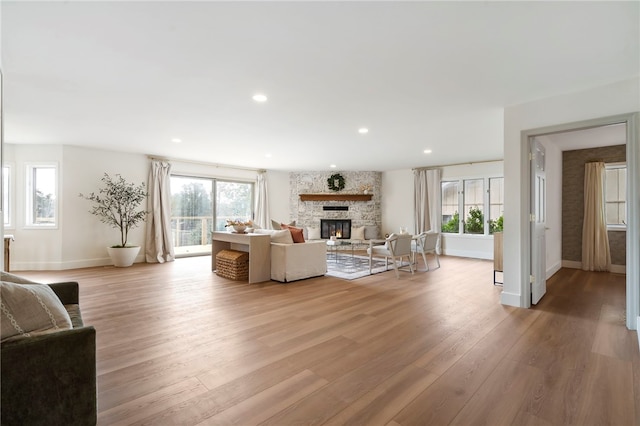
(412, 231, 441, 271)
(367, 233, 414, 278)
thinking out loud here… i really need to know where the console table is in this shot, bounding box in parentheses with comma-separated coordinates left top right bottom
(211, 232, 271, 283)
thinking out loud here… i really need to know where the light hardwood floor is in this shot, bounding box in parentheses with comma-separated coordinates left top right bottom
(19, 255, 639, 425)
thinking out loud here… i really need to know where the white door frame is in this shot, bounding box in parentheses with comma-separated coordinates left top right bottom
(519, 113, 639, 331)
(530, 138, 547, 305)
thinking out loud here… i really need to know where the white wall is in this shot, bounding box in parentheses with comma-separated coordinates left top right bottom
(4, 144, 272, 270)
(61, 145, 148, 269)
(266, 170, 290, 225)
(538, 137, 563, 279)
(4, 144, 65, 270)
(381, 169, 413, 237)
(502, 77, 640, 310)
(0, 138, 507, 270)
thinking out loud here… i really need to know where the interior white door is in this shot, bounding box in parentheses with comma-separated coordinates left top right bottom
(531, 138, 547, 304)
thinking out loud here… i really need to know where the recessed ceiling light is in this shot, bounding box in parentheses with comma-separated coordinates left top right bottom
(171, 138, 182, 143)
(265, 153, 272, 158)
(330, 164, 337, 168)
(423, 149, 432, 154)
(253, 94, 268, 102)
(358, 128, 369, 134)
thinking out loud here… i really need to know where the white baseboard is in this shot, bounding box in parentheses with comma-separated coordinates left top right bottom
(610, 264, 626, 274)
(500, 291, 522, 307)
(11, 255, 146, 271)
(442, 249, 492, 260)
(561, 260, 626, 274)
(561, 260, 582, 269)
(546, 261, 562, 279)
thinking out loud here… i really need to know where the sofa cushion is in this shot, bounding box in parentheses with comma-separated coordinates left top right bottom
(351, 226, 365, 240)
(255, 228, 294, 244)
(271, 219, 296, 230)
(364, 226, 380, 240)
(281, 224, 305, 243)
(1, 282, 73, 342)
(307, 227, 321, 240)
(0, 271, 40, 285)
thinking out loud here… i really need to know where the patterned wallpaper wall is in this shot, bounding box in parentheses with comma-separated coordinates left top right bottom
(562, 145, 626, 265)
(288, 171, 382, 230)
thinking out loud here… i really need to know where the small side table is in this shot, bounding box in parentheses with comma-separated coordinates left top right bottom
(493, 232, 503, 286)
(4, 235, 15, 272)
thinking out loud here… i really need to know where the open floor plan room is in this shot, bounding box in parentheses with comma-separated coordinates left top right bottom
(18, 255, 639, 425)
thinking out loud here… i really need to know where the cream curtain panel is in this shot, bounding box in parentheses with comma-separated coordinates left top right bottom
(414, 169, 430, 234)
(414, 168, 442, 253)
(582, 162, 611, 271)
(145, 160, 175, 263)
(255, 170, 270, 229)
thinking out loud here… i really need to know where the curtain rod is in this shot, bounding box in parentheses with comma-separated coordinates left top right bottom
(413, 158, 503, 171)
(147, 155, 264, 173)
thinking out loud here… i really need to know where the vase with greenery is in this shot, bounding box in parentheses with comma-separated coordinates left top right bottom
(80, 173, 148, 267)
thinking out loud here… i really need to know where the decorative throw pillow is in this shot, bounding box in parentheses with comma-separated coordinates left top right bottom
(307, 227, 321, 240)
(0, 271, 40, 285)
(271, 219, 296, 230)
(255, 228, 294, 244)
(281, 224, 305, 243)
(1, 281, 73, 342)
(364, 226, 380, 240)
(351, 226, 365, 240)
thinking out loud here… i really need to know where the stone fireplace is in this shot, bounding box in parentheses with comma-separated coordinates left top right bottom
(288, 171, 382, 234)
(321, 219, 352, 239)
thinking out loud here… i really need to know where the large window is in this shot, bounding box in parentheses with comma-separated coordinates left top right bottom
(441, 181, 459, 233)
(463, 179, 484, 234)
(26, 164, 57, 227)
(441, 176, 504, 236)
(605, 163, 626, 228)
(3, 165, 10, 228)
(489, 177, 504, 234)
(170, 176, 254, 256)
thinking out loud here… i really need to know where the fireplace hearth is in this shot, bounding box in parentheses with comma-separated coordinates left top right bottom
(321, 219, 352, 239)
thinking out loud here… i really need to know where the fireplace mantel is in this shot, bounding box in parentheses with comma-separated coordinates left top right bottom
(299, 193, 373, 202)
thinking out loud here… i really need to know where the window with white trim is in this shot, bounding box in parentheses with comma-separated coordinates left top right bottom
(463, 179, 484, 234)
(488, 177, 504, 234)
(441, 176, 504, 235)
(604, 163, 626, 229)
(26, 164, 57, 227)
(3, 165, 11, 228)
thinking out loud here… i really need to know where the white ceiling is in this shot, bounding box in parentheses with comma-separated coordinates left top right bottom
(2, 1, 638, 172)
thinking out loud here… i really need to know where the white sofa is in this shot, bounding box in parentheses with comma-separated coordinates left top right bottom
(253, 228, 327, 283)
(270, 241, 327, 282)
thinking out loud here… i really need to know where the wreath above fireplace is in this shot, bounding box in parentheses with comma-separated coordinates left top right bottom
(327, 173, 345, 192)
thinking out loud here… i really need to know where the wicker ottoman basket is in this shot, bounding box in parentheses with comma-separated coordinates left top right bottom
(215, 249, 249, 281)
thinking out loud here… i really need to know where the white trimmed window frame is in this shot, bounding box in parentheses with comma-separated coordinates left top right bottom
(3, 164, 13, 229)
(604, 162, 627, 232)
(441, 175, 504, 236)
(25, 163, 58, 229)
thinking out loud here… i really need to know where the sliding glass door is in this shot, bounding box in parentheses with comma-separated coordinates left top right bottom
(170, 176, 254, 256)
(214, 181, 254, 231)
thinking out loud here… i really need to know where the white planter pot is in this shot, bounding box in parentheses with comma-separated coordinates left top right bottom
(107, 246, 140, 267)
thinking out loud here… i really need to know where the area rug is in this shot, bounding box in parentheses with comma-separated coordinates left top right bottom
(325, 253, 411, 280)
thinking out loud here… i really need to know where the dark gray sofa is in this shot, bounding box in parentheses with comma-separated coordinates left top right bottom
(1, 277, 97, 426)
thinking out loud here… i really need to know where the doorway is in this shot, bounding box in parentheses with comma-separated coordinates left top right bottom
(520, 113, 639, 330)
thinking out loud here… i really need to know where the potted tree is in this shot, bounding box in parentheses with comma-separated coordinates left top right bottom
(80, 173, 148, 267)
